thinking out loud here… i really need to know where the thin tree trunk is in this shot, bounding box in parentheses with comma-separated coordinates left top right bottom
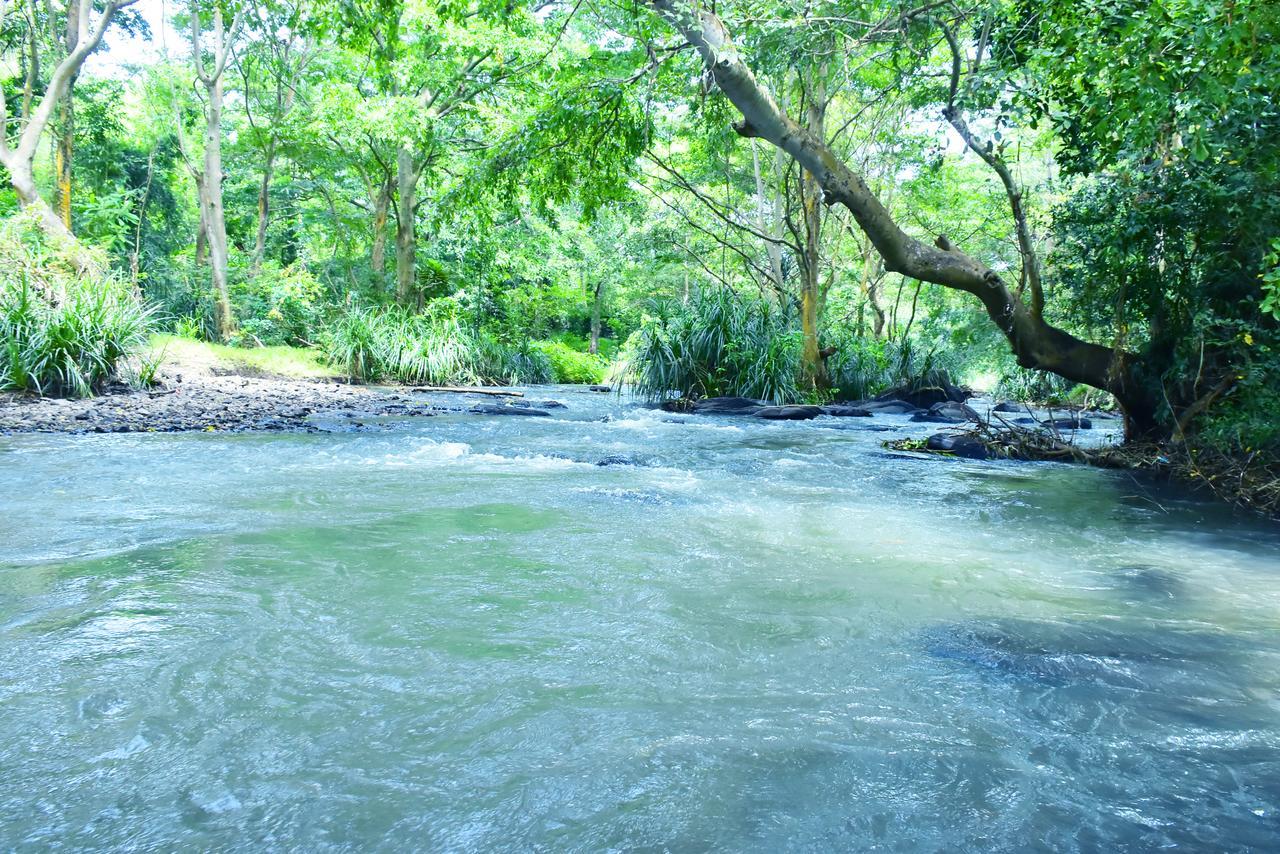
(799, 65, 827, 389)
(192, 5, 238, 341)
(589, 280, 603, 354)
(54, 6, 81, 231)
(395, 146, 418, 307)
(195, 179, 209, 265)
(751, 141, 785, 292)
(250, 138, 275, 275)
(371, 174, 391, 285)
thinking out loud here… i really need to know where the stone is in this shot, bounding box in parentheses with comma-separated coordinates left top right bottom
(692, 396, 767, 416)
(926, 432, 991, 460)
(753, 405, 823, 420)
(928, 401, 982, 422)
(820, 405, 873, 417)
(861, 400, 922, 415)
(469, 404, 551, 417)
(875, 385, 950, 409)
(588, 385, 612, 393)
(993, 400, 1022, 413)
(911, 411, 964, 424)
(596, 455, 647, 467)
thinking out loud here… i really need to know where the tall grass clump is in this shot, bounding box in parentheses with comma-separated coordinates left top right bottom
(624, 290, 800, 403)
(0, 213, 152, 397)
(824, 332, 961, 401)
(323, 305, 551, 385)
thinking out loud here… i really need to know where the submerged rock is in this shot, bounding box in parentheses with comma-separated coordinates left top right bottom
(469, 404, 551, 417)
(596, 454, 649, 467)
(529, 399, 567, 409)
(925, 433, 991, 459)
(754, 405, 823, 420)
(692, 396, 767, 415)
(1113, 564, 1184, 601)
(588, 385, 612, 393)
(993, 400, 1022, 413)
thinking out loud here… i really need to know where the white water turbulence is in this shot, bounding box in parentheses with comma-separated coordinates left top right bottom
(2, 386, 1279, 850)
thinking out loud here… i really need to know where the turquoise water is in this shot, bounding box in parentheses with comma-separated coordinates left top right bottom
(2, 388, 1278, 850)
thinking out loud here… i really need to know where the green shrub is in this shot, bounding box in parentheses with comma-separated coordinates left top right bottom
(230, 262, 324, 347)
(0, 213, 152, 397)
(533, 340, 607, 383)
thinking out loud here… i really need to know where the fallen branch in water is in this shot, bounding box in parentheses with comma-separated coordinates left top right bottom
(410, 386, 524, 397)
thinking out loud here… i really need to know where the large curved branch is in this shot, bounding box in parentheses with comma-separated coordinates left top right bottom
(646, 0, 1157, 426)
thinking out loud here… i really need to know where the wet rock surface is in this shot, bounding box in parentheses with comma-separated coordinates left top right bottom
(469, 404, 551, 417)
(925, 433, 992, 459)
(692, 396, 767, 415)
(754, 405, 823, 420)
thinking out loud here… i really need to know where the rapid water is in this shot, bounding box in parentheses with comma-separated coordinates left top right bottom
(2, 387, 1278, 851)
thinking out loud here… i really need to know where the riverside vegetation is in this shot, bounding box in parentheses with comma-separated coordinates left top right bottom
(0, 0, 1276, 513)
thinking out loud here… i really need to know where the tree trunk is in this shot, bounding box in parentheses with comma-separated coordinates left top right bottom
(195, 178, 209, 265)
(250, 138, 275, 276)
(589, 280, 603, 354)
(371, 175, 391, 285)
(649, 0, 1162, 437)
(799, 67, 827, 390)
(395, 146, 418, 307)
(54, 3, 81, 232)
(194, 6, 235, 341)
(750, 141, 785, 292)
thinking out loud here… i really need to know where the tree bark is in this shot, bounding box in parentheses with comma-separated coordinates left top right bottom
(192, 5, 240, 341)
(589, 280, 603, 354)
(371, 174, 392, 284)
(54, 3, 81, 231)
(799, 64, 827, 390)
(648, 0, 1161, 436)
(250, 138, 275, 275)
(750, 141, 785, 292)
(395, 146, 418, 307)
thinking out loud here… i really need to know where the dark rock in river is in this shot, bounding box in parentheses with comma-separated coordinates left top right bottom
(531, 400, 567, 409)
(861, 399, 923, 415)
(993, 400, 1022, 413)
(596, 454, 648, 467)
(692, 396, 767, 416)
(470, 404, 551, 417)
(911, 412, 962, 424)
(754, 405, 823, 420)
(876, 384, 970, 409)
(926, 433, 991, 459)
(926, 404, 983, 425)
(821, 405, 873, 417)
(588, 385, 612, 393)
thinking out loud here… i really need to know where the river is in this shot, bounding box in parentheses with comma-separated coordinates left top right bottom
(2, 387, 1278, 850)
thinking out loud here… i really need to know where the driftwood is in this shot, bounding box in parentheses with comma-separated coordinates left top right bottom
(410, 386, 523, 397)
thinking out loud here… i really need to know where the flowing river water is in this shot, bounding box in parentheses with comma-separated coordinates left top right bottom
(2, 387, 1279, 850)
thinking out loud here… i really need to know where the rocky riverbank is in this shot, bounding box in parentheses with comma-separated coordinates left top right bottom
(0, 373, 453, 435)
